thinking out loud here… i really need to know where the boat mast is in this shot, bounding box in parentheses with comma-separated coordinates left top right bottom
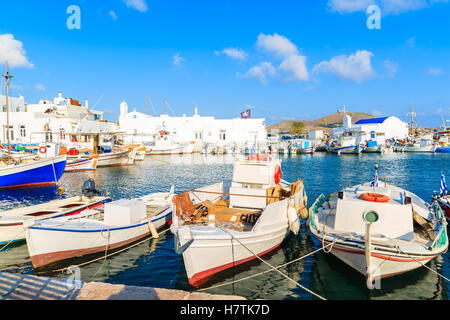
(163, 98, 166, 115)
(3, 60, 13, 159)
(147, 94, 149, 116)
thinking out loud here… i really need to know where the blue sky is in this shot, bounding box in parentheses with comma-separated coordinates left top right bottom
(0, 0, 449, 126)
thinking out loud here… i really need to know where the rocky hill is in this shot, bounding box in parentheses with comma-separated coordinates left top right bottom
(267, 112, 376, 134)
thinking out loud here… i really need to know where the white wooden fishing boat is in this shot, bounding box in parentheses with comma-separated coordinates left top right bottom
(297, 140, 315, 154)
(308, 166, 448, 287)
(403, 139, 436, 153)
(64, 155, 98, 172)
(24, 187, 175, 269)
(0, 195, 109, 245)
(170, 155, 308, 288)
(97, 149, 136, 167)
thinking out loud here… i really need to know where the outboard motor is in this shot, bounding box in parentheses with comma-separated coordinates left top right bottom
(82, 179, 106, 197)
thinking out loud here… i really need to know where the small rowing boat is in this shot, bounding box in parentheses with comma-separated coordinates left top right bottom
(24, 186, 175, 269)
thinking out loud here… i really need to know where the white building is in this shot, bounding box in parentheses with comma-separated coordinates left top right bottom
(308, 130, 324, 140)
(118, 103, 268, 151)
(331, 115, 409, 144)
(0, 92, 119, 150)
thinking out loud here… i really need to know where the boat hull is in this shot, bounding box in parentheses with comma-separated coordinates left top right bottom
(98, 150, 134, 167)
(436, 147, 450, 153)
(298, 147, 315, 154)
(403, 145, 436, 153)
(181, 226, 289, 288)
(329, 145, 364, 154)
(432, 196, 450, 221)
(318, 236, 437, 280)
(64, 157, 97, 172)
(0, 156, 66, 189)
(26, 207, 172, 269)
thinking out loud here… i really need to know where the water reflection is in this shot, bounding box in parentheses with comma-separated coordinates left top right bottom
(0, 153, 449, 300)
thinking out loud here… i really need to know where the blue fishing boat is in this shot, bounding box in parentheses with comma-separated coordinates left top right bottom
(436, 146, 450, 153)
(0, 156, 67, 189)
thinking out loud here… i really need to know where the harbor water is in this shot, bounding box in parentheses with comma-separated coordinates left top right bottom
(0, 152, 449, 300)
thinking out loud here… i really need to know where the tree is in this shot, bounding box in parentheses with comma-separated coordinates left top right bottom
(291, 121, 305, 136)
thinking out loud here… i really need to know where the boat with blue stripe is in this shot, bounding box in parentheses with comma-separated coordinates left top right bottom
(24, 187, 175, 269)
(0, 155, 67, 189)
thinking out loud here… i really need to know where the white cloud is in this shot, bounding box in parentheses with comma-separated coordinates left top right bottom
(221, 47, 248, 61)
(383, 60, 398, 78)
(123, 0, 148, 12)
(328, 0, 449, 15)
(313, 50, 376, 83)
(36, 84, 46, 91)
(0, 34, 33, 68)
(279, 54, 309, 81)
(406, 37, 416, 48)
(172, 53, 185, 67)
(237, 61, 276, 84)
(328, 0, 375, 13)
(427, 68, 443, 75)
(109, 11, 118, 20)
(257, 33, 299, 58)
(255, 33, 309, 82)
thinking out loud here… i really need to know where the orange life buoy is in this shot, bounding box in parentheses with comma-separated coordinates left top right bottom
(274, 165, 281, 184)
(248, 155, 257, 161)
(39, 146, 47, 154)
(359, 193, 390, 203)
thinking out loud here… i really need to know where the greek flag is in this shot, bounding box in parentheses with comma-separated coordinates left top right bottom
(251, 143, 256, 154)
(371, 171, 378, 187)
(441, 172, 448, 195)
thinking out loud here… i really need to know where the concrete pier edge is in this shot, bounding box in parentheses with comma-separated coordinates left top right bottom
(0, 272, 245, 300)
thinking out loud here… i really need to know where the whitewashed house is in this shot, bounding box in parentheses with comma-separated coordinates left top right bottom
(331, 115, 409, 145)
(118, 102, 268, 152)
(0, 92, 119, 151)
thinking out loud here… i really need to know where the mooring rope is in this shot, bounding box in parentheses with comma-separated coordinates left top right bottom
(394, 245, 450, 283)
(196, 240, 337, 293)
(217, 227, 327, 300)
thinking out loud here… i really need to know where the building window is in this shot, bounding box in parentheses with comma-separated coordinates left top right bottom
(195, 132, 203, 140)
(45, 130, 53, 143)
(59, 129, 66, 140)
(70, 135, 78, 142)
(81, 135, 91, 143)
(219, 132, 226, 141)
(19, 125, 26, 137)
